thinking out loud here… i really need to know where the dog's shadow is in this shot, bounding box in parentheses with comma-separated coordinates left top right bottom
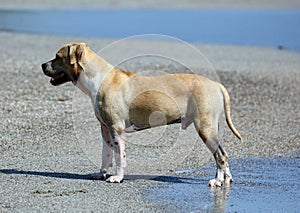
(0, 169, 204, 184)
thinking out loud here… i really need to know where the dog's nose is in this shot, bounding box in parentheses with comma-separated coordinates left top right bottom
(41, 63, 47, 71)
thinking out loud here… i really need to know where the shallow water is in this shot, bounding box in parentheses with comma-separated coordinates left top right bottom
(147, 158, 300, 212)
(0, 9, 300, 51)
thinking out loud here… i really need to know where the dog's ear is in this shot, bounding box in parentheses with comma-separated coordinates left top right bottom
(69, 43, 86, 65)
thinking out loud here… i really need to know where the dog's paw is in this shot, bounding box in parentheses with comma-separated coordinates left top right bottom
(106, 175, 124, 183)
(224, 177, 233, 186)
(208, 178, 223, 187)
(89, 172, 106, 180)
(208, 178, 233, 187)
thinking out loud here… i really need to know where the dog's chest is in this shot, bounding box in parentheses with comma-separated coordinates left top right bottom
(76, 72, 102, 103)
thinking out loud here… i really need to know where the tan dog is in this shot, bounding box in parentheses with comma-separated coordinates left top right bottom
(42, 42, 242, 186)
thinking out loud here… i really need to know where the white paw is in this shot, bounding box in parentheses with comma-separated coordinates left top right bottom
(106, 175, 124, 183)
(89, 172, 106, 180)
(208, 178, 233, 187)
(208, 178, 223, 187)
(224, 177, 233, 186)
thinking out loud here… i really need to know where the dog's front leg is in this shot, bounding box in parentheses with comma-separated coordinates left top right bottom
(106, 133, 126, 183)
(99, 142, 113, 179)
(90, 124, 113, 180)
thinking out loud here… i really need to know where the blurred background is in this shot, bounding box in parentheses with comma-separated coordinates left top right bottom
(1, 0, 300, 52)
(1, 1, 299, 212)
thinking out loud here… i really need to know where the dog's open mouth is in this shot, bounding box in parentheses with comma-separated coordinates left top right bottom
(50, 72, 69, 86)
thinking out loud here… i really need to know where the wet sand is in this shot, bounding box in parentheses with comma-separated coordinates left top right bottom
(0, 31, 299, 212)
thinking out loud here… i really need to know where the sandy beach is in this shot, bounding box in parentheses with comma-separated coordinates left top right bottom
(0, 1, 299, 212)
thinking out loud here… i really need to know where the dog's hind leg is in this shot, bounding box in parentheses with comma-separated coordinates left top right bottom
(208, 142, 233, 187)
(194, 118, 233, 187)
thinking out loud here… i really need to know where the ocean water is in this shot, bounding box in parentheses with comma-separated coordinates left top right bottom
(0, 9, 300, 52)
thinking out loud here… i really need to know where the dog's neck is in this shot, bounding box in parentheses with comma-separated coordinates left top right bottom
(75, 55, 114, 105)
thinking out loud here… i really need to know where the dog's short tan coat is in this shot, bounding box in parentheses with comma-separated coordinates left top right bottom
(42, 43, 242, 186)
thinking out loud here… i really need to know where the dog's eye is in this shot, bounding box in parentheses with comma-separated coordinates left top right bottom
(55, 54, 60, 60)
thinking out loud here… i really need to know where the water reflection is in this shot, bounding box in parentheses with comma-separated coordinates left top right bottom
(209, 186, 230, 213)
(147, 158, 300, 212)
(146, 176, 233, 212)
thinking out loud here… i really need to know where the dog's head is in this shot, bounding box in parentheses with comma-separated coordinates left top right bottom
(41, 42, 88, 86)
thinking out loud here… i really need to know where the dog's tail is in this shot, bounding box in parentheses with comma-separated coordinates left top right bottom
(219, 83, 243, 141)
